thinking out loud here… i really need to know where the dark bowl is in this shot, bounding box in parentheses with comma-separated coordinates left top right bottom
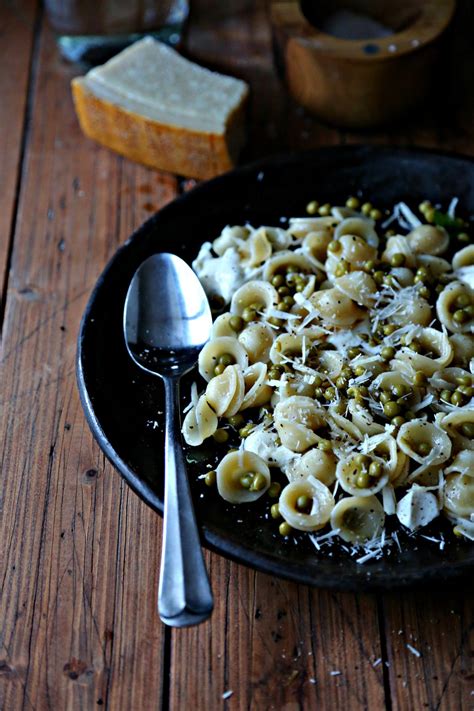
(77, 145, 474, 591)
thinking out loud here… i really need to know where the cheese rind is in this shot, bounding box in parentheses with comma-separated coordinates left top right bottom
(71, 38, 249, 179)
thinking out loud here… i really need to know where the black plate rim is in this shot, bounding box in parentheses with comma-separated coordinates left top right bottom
(76, 144, 474, 591)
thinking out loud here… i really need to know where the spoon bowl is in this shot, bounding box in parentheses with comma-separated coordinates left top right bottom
(124, 253, 214, 627)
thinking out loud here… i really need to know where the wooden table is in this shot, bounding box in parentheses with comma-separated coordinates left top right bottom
(1, 2, 473, 709)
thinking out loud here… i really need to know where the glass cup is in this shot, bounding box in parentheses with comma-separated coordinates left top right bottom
(45, 0, 189, 63)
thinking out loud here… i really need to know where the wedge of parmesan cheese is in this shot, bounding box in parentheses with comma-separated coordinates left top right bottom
(72, 38, 249, 179)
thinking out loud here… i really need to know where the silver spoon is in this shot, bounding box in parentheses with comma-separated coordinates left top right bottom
(124, 252, 214, 627)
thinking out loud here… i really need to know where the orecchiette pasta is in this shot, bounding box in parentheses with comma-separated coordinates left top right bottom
(184, 195, 474, 552)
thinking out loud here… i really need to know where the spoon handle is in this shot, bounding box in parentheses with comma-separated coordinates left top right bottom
(158, 376, 214, 627)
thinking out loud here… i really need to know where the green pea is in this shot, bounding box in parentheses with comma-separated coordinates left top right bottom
(228, 414, 245, 428)
(306, 200, 319, 215)
(250, 473, 267, 492)
(451, 391, 464, 406)
(419, 286, 430, 299)
(336, 376, 347, 389)
(284, 295, 295, 306)
(456, 375, 472, 386)
(380, 391, 392, 405)
(383, 401, 401, 418)
(240, 474, 253, 489)
(370, 208, 382, 221)
(268, 317, 283, 327)
(455, 294, 471, 309)
(270, 503, 281, 519)
(313, 375, 323, 387)
(381, 346, 395, 361)
(239, 424, 254, 438)
(314, 387, 324, 399)
(324, 387, 336, 400)
(453, 309, 468, 324)
(318, 203, 331, 216)
(383, 324, 397, 335)
(327, 240, 341, 254)
(242, 306, 257, 322)
(355, 454, 369, 468)
(392, 384, 407, 399)
(369, 461, 383, 478)
(213, 428, 229, 443)
(229, 315, 244, 332)
(318, 440, 332, 452)
(364, 260, 376, 272)
(391, 415, 405, 428)
(425, 207, 435, 223)
(409, 342, 422, 353)
(416, 266, 429, 280)
(373, 271, 384, 285)
(457, 232, 469, 243)
(390, 253, 406, 268)
(348, 347, 361, 359)
(361, 202, 372, 216)
(460, 422, 474, 438)
(419, 200, 431, 213)
(458, 385, 473, 397)
(279, 522, 292, 536)
(465, 305, 474, 318)
(286, 265, 299, 274)
(417, 442, 431, 456)
(219, 353, 234, 366)
(296, 495, 311, 512)
(268, 482, 281, 499)
(278, 285, 290, 297)
(271, 274, 285, 288)
(205, 470, 216, 487)
(277, 302, 289, 312)
(414, 371, 426, 386)
(354, 366, 366, 377)
(356, 472, 370, 488)
(346, 196, 360, 209)
(214, 363, 226, 376)
(440, 389, 452, 402)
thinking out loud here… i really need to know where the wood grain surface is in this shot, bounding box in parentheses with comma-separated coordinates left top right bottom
(1, 1, 473, 710)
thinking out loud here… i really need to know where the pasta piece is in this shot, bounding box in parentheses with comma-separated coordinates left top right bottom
(212, 225, 250, 255)
(391, 296, 432, 327)
(302, 228, 333, 262)
(230, 280, 279, 317)
(309, 288, 365, 327)
(334, 216, 379, 248)
(289, 448, 337, 486)
(238, 322, 274, 364)
(397, 485, 440, 530)
(211, 312, 240, 338)
(382, 235, 416, 267)
(347, 399, 384, 435)
(453, 244, 474, 270)
(336, 453, 389, 496)
(288, 216, 338, 240)
(205, 364, 245, 417)
(240, 363, 272, 409)
(445, 450, 474, 476)
(449, 333, 474, 367)
(262, 251, 315, 282)
(330, 495, 385, 543)
(417, 254, 451, 276)
(274, 396, 324, 452)
(439, 410, 474, 452)
(279, 476, 335, 531)
(216, 450, 271, 504)
(269, 332, 323, 366)
(406, 224, 449, 256)
(392, 327, 453, 376)
(436, 282, 474, 334)
(182, 395, 218, 446)
(198, 336, 249, 382)
(397, 420, 452, 472)
(334, 271, 377, 307)
(443, 474, 474, 518)
(244, 227, 272, 267)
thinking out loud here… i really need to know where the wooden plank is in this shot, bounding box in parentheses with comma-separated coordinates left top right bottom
(0, 0, 37, 309)
(171, 4, 385, 711)
(170, 558, 385, 709)
(0, 19, 177, 710)
(382, 590, 473, 711)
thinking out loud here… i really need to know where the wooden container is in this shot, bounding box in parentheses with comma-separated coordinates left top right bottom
(271, 0, 456, 128)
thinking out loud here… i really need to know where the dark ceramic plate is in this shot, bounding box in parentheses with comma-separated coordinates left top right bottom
(77, 145, 474, 590)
